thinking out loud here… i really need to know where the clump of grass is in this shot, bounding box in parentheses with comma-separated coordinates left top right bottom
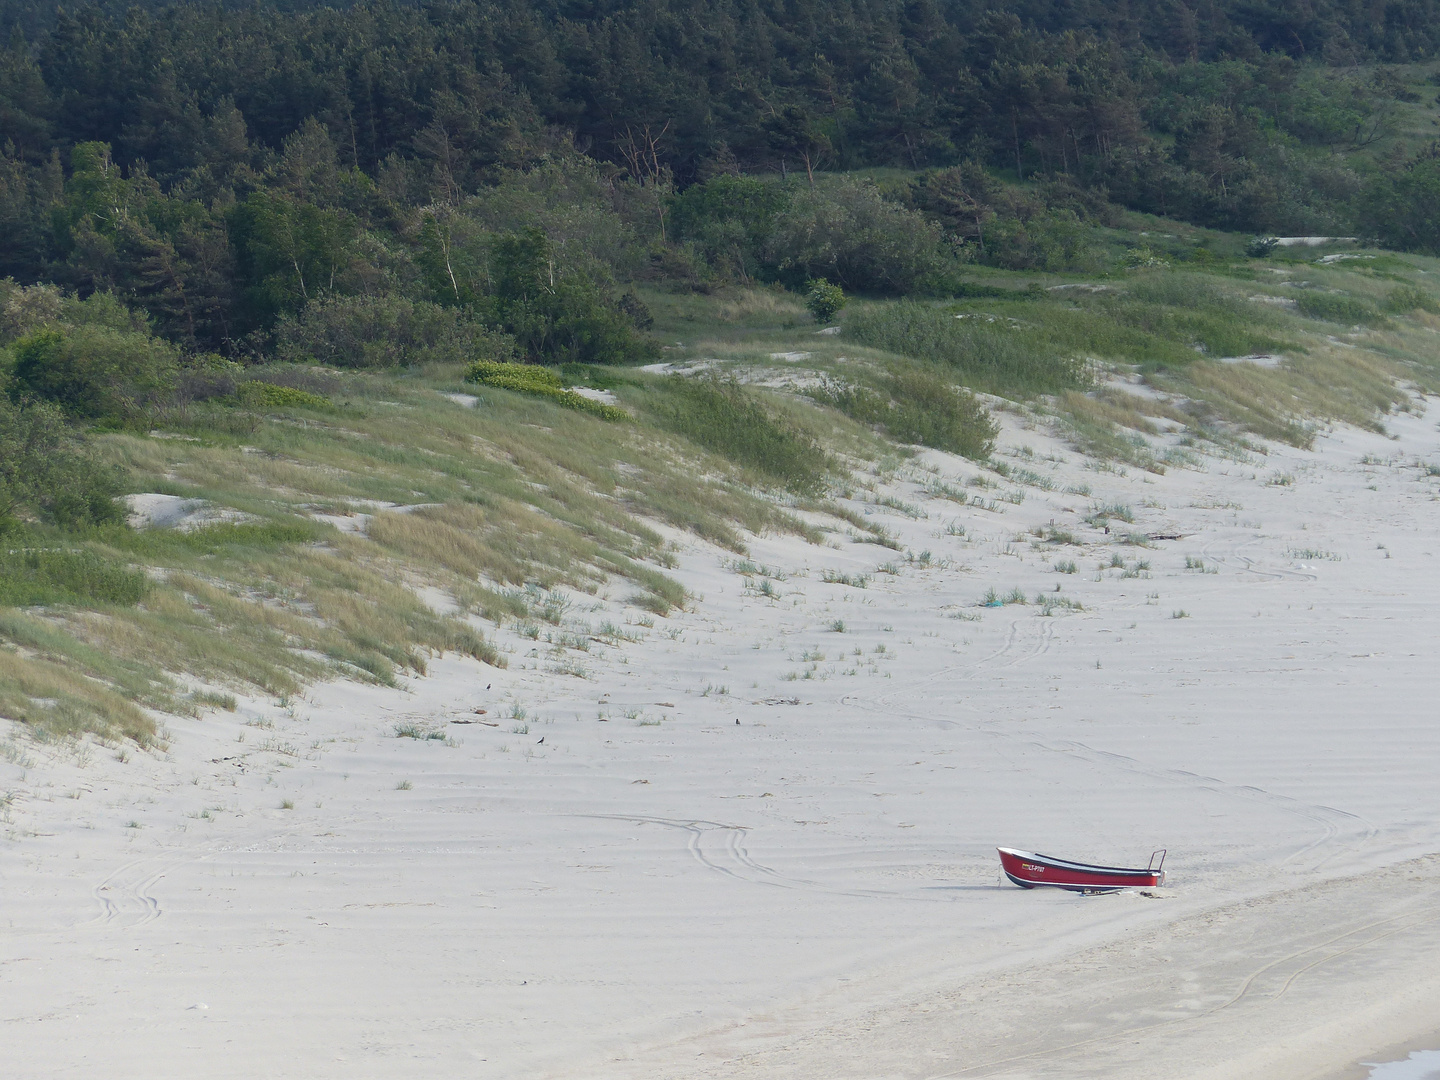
(394, 721, 445, 740)
(1384, 284, 1438, 314)
(821, 569, 870, 588)
(1057, 390, 1176, 474)
(0, 642, 157, 744)
(466, 361, 626, 420)
(1286, 547, 1341, 561)
(104, 519, 321, 557)
(829, 619, 846, 632)
(811, 368, 997, 459)
(1088, 503, 1135, 525)
(643, 376, 829, 495)
(1036, 594, 1084, 615)
(1055, 559, 1077, 574)
(845, 301, 1089, 397)
(0, 547, 149, 607)
(395, 780, 413, 790)
(1293, 292, 1386, 327)
(815, 500, 895, 547)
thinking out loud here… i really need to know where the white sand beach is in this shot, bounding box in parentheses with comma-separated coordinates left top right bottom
(5, 403, 1440, 1079)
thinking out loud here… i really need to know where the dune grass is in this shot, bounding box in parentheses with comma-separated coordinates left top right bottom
(0, 547, 150, 607)
(7, 243, 1439, 745)
(638, 376, 831, 496)
(812, 366, 998, 459)
(2, 355, 858, 741)
(844, 300, 1092, 397)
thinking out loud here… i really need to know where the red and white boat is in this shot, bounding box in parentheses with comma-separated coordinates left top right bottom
(998, 846, 1166, 893)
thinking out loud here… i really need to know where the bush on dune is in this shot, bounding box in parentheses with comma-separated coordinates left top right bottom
(0, 396, 125, 530)
(275, 294, 517, 368)
(235, 381, 332, 410)
(9, 324, 178, 421)
(766, 177, 954, 295)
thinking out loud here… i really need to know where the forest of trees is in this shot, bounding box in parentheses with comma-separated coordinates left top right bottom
(4, 0, 1440, 367)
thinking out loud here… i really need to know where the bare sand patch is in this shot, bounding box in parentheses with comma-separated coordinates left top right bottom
(5, 403, 1440, 1079)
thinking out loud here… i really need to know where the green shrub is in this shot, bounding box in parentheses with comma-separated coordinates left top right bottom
(10, 325, 178, 420)
(0, 547, 149, 607)
(465, 360, 627, 420)
(1294, 291, 1386, 326)
(815, 369, 997, 459)
(766, 177, 952, 294)
(483, 227, 660, 365)
(1384, 284, 1438, 313)
(617, 292, 654, 330)
(982, 209, 1101, 272)
(236, 381, 331, 410)
(806, 279, 846, 323)
(1360, 151, 1440, 255)
(669, 174, 794, 282)
(467, 359, 563, 392)
(275, 295, 516, 368)
(0, 396, 125, 529)
(644, 377, 828, 495)
(0, 282, 63, 342)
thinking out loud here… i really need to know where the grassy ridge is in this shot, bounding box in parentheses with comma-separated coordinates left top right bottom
(6, 230, 1440, 746)
(0, 359, 862, 740)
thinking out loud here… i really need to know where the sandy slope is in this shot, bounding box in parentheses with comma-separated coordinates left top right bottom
(4, 402, 1440, 1078)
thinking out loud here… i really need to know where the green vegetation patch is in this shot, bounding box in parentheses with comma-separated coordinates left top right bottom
(235, 381, 332, 410)
(109, 520, 322, 557)
(813, 368, 997, 460)
(643, 377, 829, 496)
(1293, 291, 1387, 326)
(0, 396, 127, 531)
(466, 361, 627, 420)
(845, 301, 1090, 397)
(0, 548, 149, 607)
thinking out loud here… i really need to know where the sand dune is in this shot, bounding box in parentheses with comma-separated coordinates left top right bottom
(4, 403, 1440, 1078)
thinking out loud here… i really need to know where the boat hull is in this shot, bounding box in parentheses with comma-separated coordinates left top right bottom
(997, 847, 1164, 893)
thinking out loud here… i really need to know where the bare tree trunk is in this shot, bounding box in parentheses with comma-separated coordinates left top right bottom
(1012, 110, 1023, 180)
